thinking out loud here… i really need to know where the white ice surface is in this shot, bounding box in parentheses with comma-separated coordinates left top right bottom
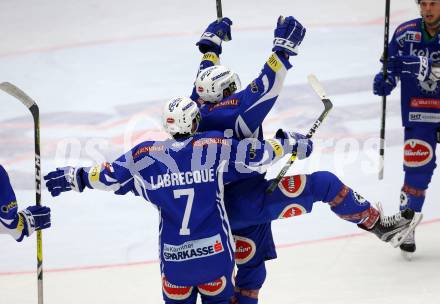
(0, 1, 439, 303)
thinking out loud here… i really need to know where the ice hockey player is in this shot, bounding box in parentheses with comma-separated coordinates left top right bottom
(373, 0, 440, 260)
(43, 97, 313, 304)
(0, 164, 51, 242)
(190, 15, 423, 303)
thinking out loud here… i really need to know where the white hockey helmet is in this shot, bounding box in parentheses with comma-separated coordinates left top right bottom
(162, 97, 200, 136)
(195, 65, 242, 103)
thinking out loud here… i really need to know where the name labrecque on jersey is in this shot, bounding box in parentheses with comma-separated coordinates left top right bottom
(149, 168, 215, 190)
(163, 234, 224, 262)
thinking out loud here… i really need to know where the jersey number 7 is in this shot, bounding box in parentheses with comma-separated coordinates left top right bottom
(173, 188, 195, 236)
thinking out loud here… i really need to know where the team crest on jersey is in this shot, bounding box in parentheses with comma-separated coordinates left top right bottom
(278, 175, 306, 198)
(404, 139, 433, 167)
(418, 78, 439, 94)
(234, 236, 256, 264)
(162, 275, 193, 300)
(198, 276, 227, 296)
(278, 204, 307, 219)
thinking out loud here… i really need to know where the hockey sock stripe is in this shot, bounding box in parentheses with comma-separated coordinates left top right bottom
(402, 184, 426, 197)
(329, 185, 349, 208)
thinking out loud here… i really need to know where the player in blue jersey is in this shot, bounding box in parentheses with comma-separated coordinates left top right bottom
(0, 164, 51, 242)
(373, 0, 440, 260)
(44, 97, 312, 304)
(184, 15, 423, 303)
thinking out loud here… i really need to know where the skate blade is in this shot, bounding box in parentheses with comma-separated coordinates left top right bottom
(400, 250, 414, 261)
(390, 212, 423, 248)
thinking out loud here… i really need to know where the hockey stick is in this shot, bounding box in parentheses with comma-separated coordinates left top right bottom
(0, 82, 44, 304)
(266, 75, 333, 193)
(216, 0, 223, 20)
(378, 0, 391, 180)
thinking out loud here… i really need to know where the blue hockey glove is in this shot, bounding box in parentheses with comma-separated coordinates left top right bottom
(272, 16, 306, 56)
(196, 17, 233, 54)
(44, 166, 85, 197)
(276, 129, 313, 160)
(387, 55, 432, 81)
(18, 205, 51, 240)
(373, 72, 398, 96)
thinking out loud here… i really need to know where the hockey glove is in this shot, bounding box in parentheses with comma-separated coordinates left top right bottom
(373, 72, 398, 96)
(276, 129, 313, 160)
(387, 55, 433, 81)
(17, 205, 51, 241)
(272, 16, 306, 57)
(44, 166, 85, 197)
(196, 17, 233, 54)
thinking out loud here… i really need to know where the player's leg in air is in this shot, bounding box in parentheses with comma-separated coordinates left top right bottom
(227, 169, 423, 248)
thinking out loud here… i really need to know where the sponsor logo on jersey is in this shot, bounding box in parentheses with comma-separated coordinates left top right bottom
(234, 236, 256, 264)
(410, 98, 440, 109)
(150, 169, 215, 190)
(396, 22, 417, 34)
(409, 43, 440, 61)
(266, 139, 284, 157)
(198, 276, 227, 296)
(278, 175, 306, 198)
(409, 112, 440, 123)
(278, 203, 307, 219)
(403, 139, 433, 167)
(1, 201, 17, 213)
(267, 53, 282, 72)
(406, 31, 422, 43)
(192, 137, 231, 146)
(202, 53, 219, 64)
(163, 234, 224, 262)
(162, 275, 193, 300)
(208, 99, 239, 112)
(133, 145, 165, 158)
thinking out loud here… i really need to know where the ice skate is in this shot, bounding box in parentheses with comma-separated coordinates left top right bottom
(400, 230, 416, 261)
(359, 204, 423, 248)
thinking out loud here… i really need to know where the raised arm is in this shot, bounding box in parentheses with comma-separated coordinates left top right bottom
(190, 17, 233, 101)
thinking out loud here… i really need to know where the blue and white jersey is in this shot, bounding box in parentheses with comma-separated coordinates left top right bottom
(191, 52, 292, 140)
(0, 164, 24, 241)
(76, 131, 288, 286)
(389, 18, 440, 127)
